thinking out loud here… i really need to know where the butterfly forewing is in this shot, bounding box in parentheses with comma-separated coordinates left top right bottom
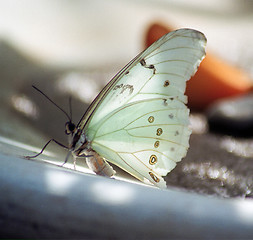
(79, 29, 205, 130)
(78, 29, 206, 187)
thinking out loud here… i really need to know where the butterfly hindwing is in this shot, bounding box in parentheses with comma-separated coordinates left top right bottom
(90, 98, 191, 187)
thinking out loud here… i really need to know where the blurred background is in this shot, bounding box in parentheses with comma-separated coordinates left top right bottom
(0, 0, 253, 68)
(0, 0, 253, 197)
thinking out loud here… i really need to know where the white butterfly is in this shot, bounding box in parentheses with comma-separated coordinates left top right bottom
(35, 29, 206, 188)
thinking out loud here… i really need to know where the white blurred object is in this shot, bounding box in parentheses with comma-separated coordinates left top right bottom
(0, 0, 252, 70)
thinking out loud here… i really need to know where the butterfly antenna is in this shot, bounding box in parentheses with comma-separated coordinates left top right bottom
(32, 85, 72, 122)
(68, 97, 73, 121)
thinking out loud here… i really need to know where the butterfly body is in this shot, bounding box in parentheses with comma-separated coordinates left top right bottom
(66, 29, 206, 188)
(68, 127, 115, 177)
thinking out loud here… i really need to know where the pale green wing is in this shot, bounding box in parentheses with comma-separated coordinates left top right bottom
(82, 29, 206, 187)
(90, 98, 191, 188)
(78, 29, 206, 130)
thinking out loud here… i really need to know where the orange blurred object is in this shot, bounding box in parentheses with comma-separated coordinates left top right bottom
(145, 23, 252, 110)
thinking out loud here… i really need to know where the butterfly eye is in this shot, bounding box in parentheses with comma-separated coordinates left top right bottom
(65, 122, 76, 135)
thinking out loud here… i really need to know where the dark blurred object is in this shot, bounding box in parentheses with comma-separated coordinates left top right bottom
(207, 94, 253, 137)
(0, 40, 91, 144)
(145, 23, 253, 110)
(0, 40, 41, 99)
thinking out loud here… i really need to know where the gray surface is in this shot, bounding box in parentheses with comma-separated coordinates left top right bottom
(1, 150, 253, 239)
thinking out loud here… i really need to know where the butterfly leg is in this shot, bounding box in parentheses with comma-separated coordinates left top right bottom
(70, 154, 77, 170)
(25, 139, 68, 159)
(60, 150, 77, 170)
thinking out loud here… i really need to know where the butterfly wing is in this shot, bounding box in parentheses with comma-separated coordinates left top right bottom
(80, 29, 206, 188)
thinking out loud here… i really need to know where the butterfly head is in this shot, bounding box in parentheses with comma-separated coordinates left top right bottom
(65, 121, 78, 148)
(32, 86, 91, 162)
(65, 121, 88, 156)
(65, 121, 76, 135)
